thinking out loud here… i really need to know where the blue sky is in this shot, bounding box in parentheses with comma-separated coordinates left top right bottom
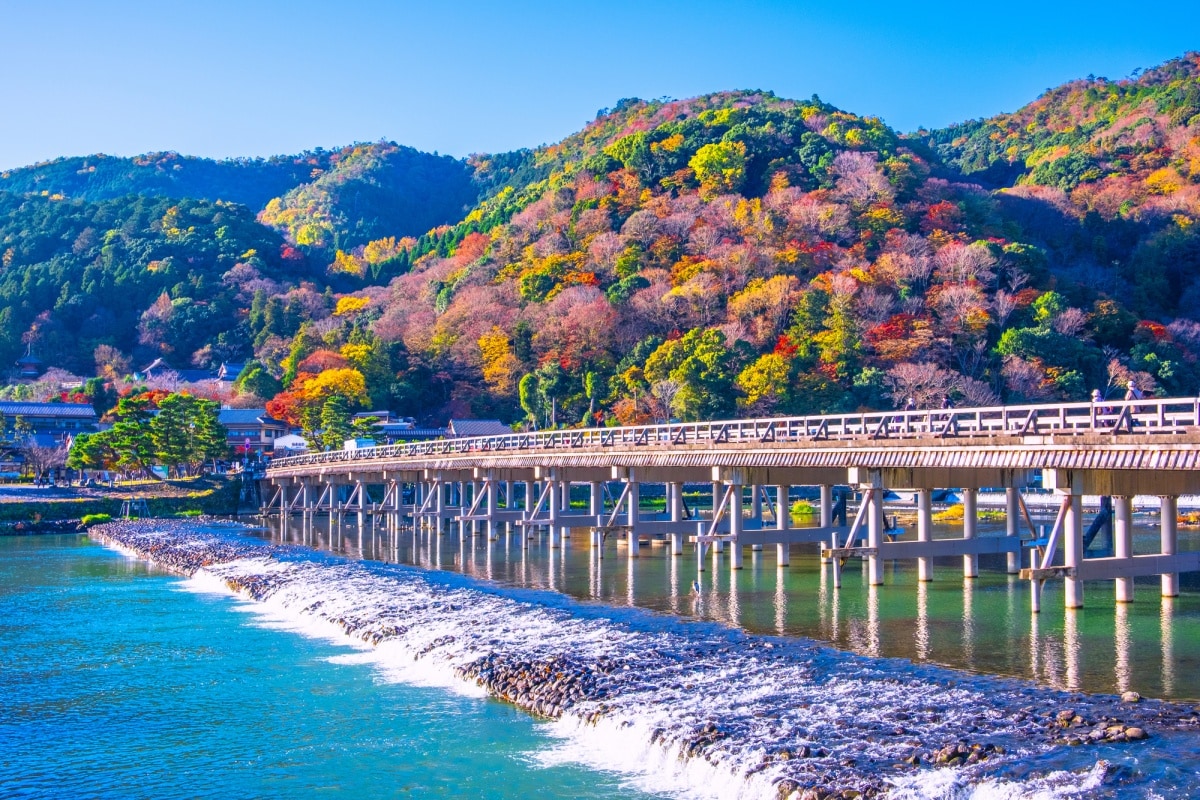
(0, 0, 1197, 170)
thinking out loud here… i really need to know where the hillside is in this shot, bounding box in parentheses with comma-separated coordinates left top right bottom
(0, 191, 313, 374)
(921, 52, 1200, 317)
(4, 54, 1200, 435)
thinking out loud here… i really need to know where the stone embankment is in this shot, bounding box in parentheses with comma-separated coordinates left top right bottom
(90, 519, 1200, 800)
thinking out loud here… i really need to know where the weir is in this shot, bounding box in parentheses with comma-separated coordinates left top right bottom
(263, 396, 1200, 614)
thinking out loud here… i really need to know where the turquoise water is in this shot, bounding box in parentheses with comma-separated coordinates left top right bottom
(0, 534, 661, 800)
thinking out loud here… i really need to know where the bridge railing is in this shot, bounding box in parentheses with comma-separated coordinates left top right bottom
(268, 396, 1200, 470)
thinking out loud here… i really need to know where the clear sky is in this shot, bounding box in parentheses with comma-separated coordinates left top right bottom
(1, 0, 1197, 171)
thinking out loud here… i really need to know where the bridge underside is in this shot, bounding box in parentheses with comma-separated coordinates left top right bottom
(264, 428, 1200, 613)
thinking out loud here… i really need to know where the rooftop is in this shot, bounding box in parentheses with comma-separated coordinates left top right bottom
(447, 419, 513, 437)
(0, 402, 97, 419)
(217, 408, 286, 426)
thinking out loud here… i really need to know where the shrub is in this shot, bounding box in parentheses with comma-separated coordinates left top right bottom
(80, 513, 112, 527)
(790, 500, 817, 517)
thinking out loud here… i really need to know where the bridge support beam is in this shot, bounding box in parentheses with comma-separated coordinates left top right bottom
(590, 481, 603, 552)
(729, 483, 743, 572)
(669, 482, 684, 556)
(963, 487, 978, 579)
(917, 488, 933, 581)
(1161, 495, 1179, 597)
(1114, 495, 1134, 602)
(866, 486, 883, 586)
(548, 477, 560, 549)
(1063, 491, 1085, 609)
(775, 484, 790, 567)
(627, 478, 640, 558)
(819, 484, 833, 563)
(1005, 487, 1020, 574)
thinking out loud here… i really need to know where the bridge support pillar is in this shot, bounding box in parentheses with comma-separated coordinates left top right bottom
(589, 481, 603, 551)
(548, 478, 560, 549)
(963, 487, 978, 579)
(627, 478, 640, 558)
(486, 476, 498, 541)
(867, 486, 883, 586)
(750, 485, 763, 549)
(1114, 495, 1134, 602)
(1063, 491, 1085, 609)
(1005, 487, 1020, 574)
(669, 482, 684, 556)
(458, 482, 468, 538)
(710, 482, 724, 554)
(1161, 495, 1179, 597)
(729, 483, 743, 571)
(819, 484, 833, 563)
(775, 484, 790, 567)
(917, 489, 933, 581)
(355, 480, 366, 528)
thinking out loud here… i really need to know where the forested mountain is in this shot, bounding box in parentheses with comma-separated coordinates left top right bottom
(0, 151, 323, 208)
(4, 53, 1200, 434)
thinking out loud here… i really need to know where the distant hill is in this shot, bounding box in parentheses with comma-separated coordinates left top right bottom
(257, 141, 478, 253)
(922, 54, 1200, 207)
(0, 151, 324, 209)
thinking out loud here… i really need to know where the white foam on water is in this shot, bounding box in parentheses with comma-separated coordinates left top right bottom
(887, 760, 1111, 800)
(97, 527, 1173, 799)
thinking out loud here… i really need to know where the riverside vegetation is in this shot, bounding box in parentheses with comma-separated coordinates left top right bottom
(2, 54, 1200, 437)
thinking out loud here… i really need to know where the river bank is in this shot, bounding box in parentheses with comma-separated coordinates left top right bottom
(91, 518, 1200, 799)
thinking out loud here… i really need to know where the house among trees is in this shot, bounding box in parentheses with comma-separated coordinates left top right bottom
(136, 359, 247, 386)
(0, 402, 98, 442)
(216, 408, 289, 454)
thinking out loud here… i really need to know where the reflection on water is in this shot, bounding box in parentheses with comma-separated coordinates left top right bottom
(252, 513, 1200, 701)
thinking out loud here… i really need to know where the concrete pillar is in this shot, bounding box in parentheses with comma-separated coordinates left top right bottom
(1063, 492, 1084, 609)
(458, 481, 467, 538)
(867, 488, 883, 585)
(775, 484, 790, 567)
(486, 478, 498, 541)
(917, 488, 933, 582)
(751, 485, 763, 523)
(523, 481, 534, 512)
(711, 482, 724, 553)
(627, 480, 640, 558)
(1005, 487, 1020, 574)
(820, 484, 833, 527)
(1114, 495, 1134, 602)
(355, 480, 366, 528)
(433, 480, 444, 535)
(669, 482, 684, 556)
(548, 479, 560, 549)
(962, 487, 978, 579)
(1161, 495, 1179, 597)
(819, 484, 834, 565)
(729, 484, 743, 571)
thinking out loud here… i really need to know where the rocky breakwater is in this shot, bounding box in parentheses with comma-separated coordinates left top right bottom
(92, 519, 1200, 799)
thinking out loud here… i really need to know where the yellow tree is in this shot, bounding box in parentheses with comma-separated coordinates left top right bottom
(478, 326, 519, 395)
(689, 141, 747, 199)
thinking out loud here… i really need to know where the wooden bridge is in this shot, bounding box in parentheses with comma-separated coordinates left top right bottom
(264, 396, 1200, 612)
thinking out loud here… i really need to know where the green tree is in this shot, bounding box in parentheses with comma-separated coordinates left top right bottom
(689, 141, 748, 198)
(643, 328, 736, 420)
(320, 395, 353, 450)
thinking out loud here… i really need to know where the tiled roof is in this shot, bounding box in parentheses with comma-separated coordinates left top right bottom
(0, 402, 97, 418)
(217, 409, 285, 426)
(448, 419, 513, 437)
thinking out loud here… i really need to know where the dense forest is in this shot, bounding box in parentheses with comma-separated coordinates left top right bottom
(3, 53, 1199, 433)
